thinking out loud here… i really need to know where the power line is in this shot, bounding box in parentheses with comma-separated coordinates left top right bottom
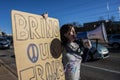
(49, 0, 120, 24)
(49, 0, 93, 13)
(50, 1, 120, 16)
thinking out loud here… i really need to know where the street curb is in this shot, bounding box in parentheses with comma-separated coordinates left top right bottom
(0, 59, 18, 78)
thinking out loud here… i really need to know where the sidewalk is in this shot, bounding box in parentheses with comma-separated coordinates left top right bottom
(0, 47, 18, 80)
(0, 62, 17, 80)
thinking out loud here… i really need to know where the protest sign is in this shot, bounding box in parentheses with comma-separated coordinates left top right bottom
(11, 10, 65, 80)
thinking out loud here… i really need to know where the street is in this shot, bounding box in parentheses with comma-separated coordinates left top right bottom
(0, 46, 120, 80)
(81, 48, 120, 80)
(0, 47, 17, 80)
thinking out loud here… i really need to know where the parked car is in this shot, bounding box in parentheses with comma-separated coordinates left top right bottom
(80, 39, 109, 61)
(108, 34, 120, 49)
(91, 42, 109, 59)
(0, 37, 11, 49)
(6, 36, 13, 44)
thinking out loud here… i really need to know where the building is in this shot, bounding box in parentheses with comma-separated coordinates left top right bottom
(76, 20, 120, 35)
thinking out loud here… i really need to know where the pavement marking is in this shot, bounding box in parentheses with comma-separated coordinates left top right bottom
(0, 59, 17, 78)
(82, 64, 120, 74)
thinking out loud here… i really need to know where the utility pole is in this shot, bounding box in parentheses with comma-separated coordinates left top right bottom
(119, 6, 120, 21)
(107, 0, 110, 21)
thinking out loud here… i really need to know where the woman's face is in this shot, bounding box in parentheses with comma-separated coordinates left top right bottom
(64, 27, 76, 42)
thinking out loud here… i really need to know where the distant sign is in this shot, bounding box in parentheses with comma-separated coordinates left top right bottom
(11, 10, 65, 80)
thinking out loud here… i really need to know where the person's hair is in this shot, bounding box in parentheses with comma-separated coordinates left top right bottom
(60, 24, 74, 46)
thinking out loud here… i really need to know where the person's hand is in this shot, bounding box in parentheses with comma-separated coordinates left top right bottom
(42, 12, 48, 19)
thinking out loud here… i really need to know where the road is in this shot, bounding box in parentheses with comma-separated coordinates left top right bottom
(81, 48, 120, 80)
(0, 47, 17, 80)
(0, 46, 120, 80)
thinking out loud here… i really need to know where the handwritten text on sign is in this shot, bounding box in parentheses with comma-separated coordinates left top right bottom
(11, 10, 65, 80)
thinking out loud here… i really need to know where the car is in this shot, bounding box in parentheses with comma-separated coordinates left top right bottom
(0, 37, 11, 49)
(108, 34, 120, 49)
(6, 36, 13, 44)
(91, 42, 109, 59)
(81, 39, 109, 61)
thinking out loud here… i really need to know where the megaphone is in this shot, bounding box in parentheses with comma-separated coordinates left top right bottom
(77, 23, 108, 43)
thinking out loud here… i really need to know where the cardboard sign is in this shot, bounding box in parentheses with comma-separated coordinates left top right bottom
(11, 10, 65, 80)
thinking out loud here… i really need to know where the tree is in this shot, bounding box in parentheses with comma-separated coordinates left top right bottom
(110, 16, 115, 21)
(69, 22, 83, 32)
(98, 16, 105, 21)
(71, 22, 82, 27)
(2, 32, 7, 36)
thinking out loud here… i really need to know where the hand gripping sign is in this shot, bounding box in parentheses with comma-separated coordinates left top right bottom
(11, 10, 65, 80)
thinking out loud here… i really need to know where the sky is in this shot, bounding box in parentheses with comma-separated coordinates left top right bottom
(0, 0, 120, 34)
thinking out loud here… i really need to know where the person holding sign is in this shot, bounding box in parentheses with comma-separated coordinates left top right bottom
(60, 24, 84, 80)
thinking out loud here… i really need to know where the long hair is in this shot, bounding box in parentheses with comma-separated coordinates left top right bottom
(60, 24, 74, 46)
